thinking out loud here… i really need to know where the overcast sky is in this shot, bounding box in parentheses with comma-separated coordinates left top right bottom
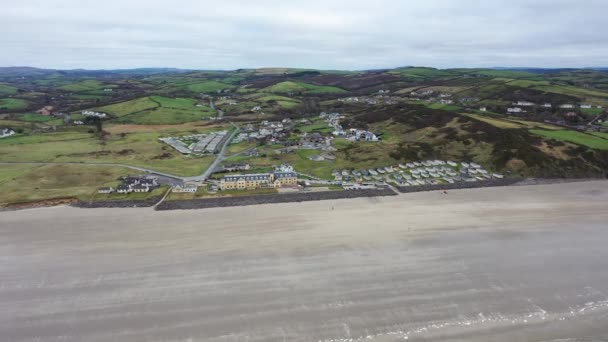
(1, 0, 607, 70)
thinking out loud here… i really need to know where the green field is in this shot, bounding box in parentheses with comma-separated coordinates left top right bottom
(17, 113, 63, 125)
(298, 120, 333, 133)
(256, 95, 301, 109)
(186, 80, 234, 93)
(0, 98, 29, 110)
(392, 67, 455, 78)
(58, 80, 116, 92)
(532, 84, 608, 99)
(94, 96, 215, 124)
(261, 81, 346, 94)
(0, 84, 18, 95)
(530, 129, 608, 150)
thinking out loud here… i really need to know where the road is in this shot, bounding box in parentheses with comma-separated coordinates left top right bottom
(185, 122, 240, 182)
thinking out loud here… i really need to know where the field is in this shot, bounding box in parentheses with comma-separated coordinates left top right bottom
(0, 98, 29, 110)
(16, 113, 59, 122)
(0, 126, 220, 176)
(255, 95, 301, 109)
(95, 96, 215, 124)
(297, 119, 333, 133)
(58, 80, 116, 92)
(465, 113, 561, 130)
(0, 84, 18, 95)
(0, 164, 135, 206)
(186, 80, 234, 93)
(2, 65, 608, 204)
(530, 129, 608, 150)
(261, 81, 346, 94)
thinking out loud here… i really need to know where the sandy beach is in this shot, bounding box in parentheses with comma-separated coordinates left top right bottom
(1, 180, 608, 341)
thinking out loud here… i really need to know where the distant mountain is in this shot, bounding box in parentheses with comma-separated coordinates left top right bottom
(0, 66, 191, 77)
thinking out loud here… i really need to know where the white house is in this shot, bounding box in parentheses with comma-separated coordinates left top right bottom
(81, 110, 107, 118)
(542, 103, 552, 108)
(580, 104, 592, 109)
(172, 183, 198, 193)
(479, 107, 487, 112)
(516, 101, 535, 106)
(507, 107, 523, 113)
(559, 104, 575, 109)
(0, 128, 15, 138)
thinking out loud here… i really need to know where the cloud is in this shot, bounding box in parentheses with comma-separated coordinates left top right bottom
(1, 0, 606, 69)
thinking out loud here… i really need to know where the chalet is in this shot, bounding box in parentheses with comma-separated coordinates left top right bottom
(139, 177, 158, 187)
(132, 185, 150, 193)
(223, 163, 251, 172)
(116, 185, 131, 194)
(172, 183, 198, 193)
(122, 176, 141, 186)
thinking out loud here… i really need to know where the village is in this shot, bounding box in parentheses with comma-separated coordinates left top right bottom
(93, 106, 508, 198)
(159, 130, 229, 155)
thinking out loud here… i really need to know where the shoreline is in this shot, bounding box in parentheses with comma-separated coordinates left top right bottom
(1, 179, 607, 342)
(0, 177, 605, 212)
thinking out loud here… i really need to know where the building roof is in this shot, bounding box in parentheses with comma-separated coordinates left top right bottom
(222, 173, 271, 182)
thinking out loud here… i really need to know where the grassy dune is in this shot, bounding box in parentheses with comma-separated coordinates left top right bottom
(0, 164, 133, 206)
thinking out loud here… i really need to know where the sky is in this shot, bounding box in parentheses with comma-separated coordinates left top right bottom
(1, 0, 607, 70)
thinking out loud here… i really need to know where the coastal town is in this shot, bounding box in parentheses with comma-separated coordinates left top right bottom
(93, 108, 505, 202)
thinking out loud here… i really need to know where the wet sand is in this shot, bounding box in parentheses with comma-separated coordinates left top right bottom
(1, 181, 608, 341)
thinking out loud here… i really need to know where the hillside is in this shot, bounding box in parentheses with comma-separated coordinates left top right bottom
(1, 65, 608, 205)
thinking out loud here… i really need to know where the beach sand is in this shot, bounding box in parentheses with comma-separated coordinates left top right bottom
(1, 181, 608, 341)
